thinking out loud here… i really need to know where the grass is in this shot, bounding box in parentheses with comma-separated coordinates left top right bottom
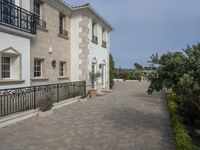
(166, 92, 200, 150)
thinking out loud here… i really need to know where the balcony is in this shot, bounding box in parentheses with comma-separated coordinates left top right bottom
(0, 0, 36, 35)
(92, 35, 98, 44)
(58, 26, 69, 40)
(102, 40, 107, 48)
(35, 15, 46, 29)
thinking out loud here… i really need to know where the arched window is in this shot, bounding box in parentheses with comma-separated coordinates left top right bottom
(101, 60, 106, 88)
(91, 58, 97, 88)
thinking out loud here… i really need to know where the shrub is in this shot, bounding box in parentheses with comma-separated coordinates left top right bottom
(39, 91, 54, 112)
(166, 92, 200, 150)
(109, 54, 115, 89)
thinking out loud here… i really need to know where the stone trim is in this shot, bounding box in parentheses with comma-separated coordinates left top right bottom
(78, 15, 90, 81)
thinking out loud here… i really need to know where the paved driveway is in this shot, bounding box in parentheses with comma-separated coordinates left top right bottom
(0, 81, 175, 150)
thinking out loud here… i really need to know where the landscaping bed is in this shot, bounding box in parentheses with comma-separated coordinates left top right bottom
(166, 92, 200, 150)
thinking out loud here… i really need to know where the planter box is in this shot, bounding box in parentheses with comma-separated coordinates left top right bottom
(89, 89, 97, 98)
(38, 109, 53, 118)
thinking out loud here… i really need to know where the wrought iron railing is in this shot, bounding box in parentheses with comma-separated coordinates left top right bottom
(35, 15, 46, 29)
(102, 40, 107, 48)
(0, 81, 86, 117)
(59, 26, 68, 37)
(0, 0, 36, 34)
(92, 35, 98, 44)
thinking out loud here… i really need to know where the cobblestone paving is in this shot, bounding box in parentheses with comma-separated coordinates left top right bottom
(0, 81, 175, 150)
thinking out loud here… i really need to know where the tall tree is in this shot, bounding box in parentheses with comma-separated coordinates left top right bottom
(109, 54, 115, 89)
(134, 63, 144, 70)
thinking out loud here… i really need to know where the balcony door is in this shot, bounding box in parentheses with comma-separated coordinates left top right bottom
(2, 0, 16, 25)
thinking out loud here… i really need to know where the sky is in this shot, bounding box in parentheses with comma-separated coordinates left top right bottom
(66, 0, 200, 68)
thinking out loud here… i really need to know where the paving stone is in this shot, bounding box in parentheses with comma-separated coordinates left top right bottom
(0, 81, 175, 150)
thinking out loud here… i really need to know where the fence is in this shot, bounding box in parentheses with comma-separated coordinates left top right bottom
(0, 81, 86, 117)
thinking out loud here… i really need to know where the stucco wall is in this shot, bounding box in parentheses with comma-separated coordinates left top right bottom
(71, 14, 110, 90)
(30, 2, 71, 86)
(0, 32, 31, 89)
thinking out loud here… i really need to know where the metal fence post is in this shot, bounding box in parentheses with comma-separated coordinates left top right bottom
(73, 82, 75, 98)
(33, 86, 36, 109)
(57, 84, 59, 103)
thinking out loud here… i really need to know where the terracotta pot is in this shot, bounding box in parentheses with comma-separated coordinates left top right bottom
(89, 89, 97, 98)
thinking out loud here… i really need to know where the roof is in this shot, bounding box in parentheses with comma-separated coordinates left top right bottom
(58, 1, 114, 32)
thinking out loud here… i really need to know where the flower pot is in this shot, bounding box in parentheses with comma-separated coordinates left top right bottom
(89, 89, 97, 98)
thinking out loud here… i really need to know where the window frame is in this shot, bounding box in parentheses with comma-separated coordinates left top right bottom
(34, 58, 43, 78)
(59, 61, 66, 77)
(1, 56, 11, 79)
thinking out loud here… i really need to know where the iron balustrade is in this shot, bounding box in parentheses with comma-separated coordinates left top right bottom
(59, 26, 68, 37)
(0, 81, 86, 117)
(35, 16, 46, 29)
(92, 35, 98, 44)
(102, 40, 107, 48)
(0, 0, 36, 34)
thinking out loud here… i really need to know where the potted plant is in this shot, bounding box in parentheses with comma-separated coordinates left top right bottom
(89, 71, 101, 98)
(38, 91, 54, 117)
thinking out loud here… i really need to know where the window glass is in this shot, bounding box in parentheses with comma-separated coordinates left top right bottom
(1, 57, 11, 78)
(34, 59, 42, 77)
(59, 62, 65, 77)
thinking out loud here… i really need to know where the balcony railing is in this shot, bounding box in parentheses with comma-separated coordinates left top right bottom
(35, 15, 46, 29)
(0, 0, 36, 34)
(59, 26, 68, 37)
(92, 35, 98, 44)
(0, 81, 86, 117)
(102, 40, 107, 48)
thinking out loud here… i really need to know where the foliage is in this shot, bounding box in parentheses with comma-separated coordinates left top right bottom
(39, 91, 54, 112)
(109, 54, 115, 89)
(166, 92, 200, 150)
(134, 63, 144, 70)
(133, 70, 143, 81)
(89, 71, 101, 82)
(147, 43, 200, 120)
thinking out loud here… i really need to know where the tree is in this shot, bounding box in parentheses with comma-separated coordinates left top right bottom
(147, 43, 200, 120)
(134, 63, 144, 71)
(109, 54, 115, 89)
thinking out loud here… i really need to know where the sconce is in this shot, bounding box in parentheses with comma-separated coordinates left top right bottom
(52, 60, 56, 68)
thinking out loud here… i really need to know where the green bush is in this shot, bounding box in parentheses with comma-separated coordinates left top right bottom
(39, 91, 54, 112)
(166, 92, 199, 150)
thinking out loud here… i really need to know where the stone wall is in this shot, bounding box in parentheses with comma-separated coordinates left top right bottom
(30, 2, 71, 86)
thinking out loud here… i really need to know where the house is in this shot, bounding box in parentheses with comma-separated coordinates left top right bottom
(0, 0, 113, 92)
(71, 3, 113, 92)
(0, 0, 36, 89)
(30, 0, 71, 86)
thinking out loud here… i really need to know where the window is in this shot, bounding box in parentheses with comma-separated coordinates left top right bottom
(92, 21, 98, 44)
(59, 62, 65, 77)
(34, 1, 40, 17)
(102, 28, 107, 48)
(59, 13, 65, 34)
(1, 57, 10, 79)
(34, 59, 42, 77)
(3, 0, 15, 4)
(2, 0, 16, 25)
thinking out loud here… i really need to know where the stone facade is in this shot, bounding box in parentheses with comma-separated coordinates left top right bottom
(30, 1, 71, 86)
(79, 15, 90, 82)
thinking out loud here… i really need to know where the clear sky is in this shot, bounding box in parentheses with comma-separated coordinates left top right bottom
(65, 0, 200, 68)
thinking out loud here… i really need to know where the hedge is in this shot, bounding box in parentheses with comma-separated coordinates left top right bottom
(166, 92, 200, 150)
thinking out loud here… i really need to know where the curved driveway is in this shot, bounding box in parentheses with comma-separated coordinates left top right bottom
(0, 81, 175, 150)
